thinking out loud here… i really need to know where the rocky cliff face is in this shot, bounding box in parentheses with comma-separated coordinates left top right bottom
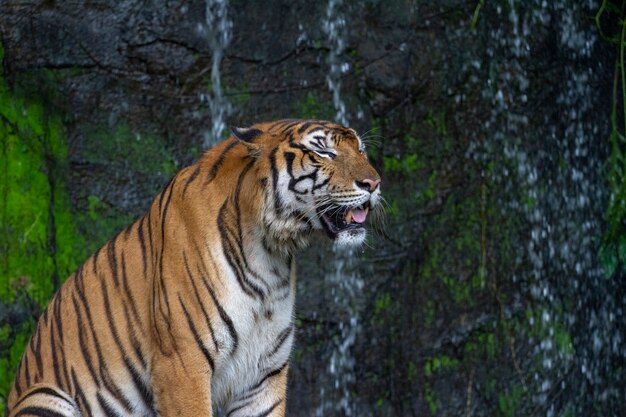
(1, 1, 622, 416)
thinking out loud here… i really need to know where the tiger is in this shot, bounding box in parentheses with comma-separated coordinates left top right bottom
(5, 119, 382, 417)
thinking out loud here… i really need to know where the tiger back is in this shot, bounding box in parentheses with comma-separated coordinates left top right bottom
(6, 119, 382, 417)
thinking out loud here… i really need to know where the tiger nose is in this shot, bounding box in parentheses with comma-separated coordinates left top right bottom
(356, 178, 381, 192)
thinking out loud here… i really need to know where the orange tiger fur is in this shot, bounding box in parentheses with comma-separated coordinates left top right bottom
(6, 119, 382, 417)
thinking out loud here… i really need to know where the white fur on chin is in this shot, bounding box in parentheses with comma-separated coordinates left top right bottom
(334, 228, 367, 249)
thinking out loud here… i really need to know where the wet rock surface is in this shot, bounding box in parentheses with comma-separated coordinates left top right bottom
(1, 1, 623, 416)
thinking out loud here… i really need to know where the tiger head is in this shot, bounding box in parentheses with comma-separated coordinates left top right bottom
(231, 119, 382, 251)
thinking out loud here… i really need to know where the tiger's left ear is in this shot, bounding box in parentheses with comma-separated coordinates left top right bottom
(231, 126, 263, 157)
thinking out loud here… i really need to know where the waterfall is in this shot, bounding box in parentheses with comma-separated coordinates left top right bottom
(316, 246, 363, 417)
(316, 1, 361, 416)
(464, 1, 623, 414)
(201, 0, 232, 149)
(322, 0, 349, 126)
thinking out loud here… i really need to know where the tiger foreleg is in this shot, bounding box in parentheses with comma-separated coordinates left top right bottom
(151, 347, 214, 417)
(7, 384, 81, 417)
(225, 364, 288, 417)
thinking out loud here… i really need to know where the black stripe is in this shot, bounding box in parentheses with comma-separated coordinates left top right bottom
(51, 300, 71, 390)
(159, 179, 175, 228)
(33, 327, 44, 378)
(280, 120, 301, 134)
(156, 181, 175, 336)
(59, 341, 71, 398)
(205, 139, 238, 185)
(177, 295, 215, 371)
(226, 400, 254, 417)
(155, 178, 175, 346)
(305, 127, 324, 137)
(97, 393, 124, 417)
(273, 120, 294, 133)
(250, 363, 287, 393)
(269, 148, 284, 213)
(75, 282, 132, 411)
(11, 387, 71, 413)
(92, 246, 102, 275)
(158, 176, 175, 213)
(297, 122, 313, 134)
(254, 399, 283, 417)
(53, 291, 64, 345)
(71, 368, 93, 417)
(74, 263, 85, 283)
(121, 302, 148, 370)
(183, 165, 201, 196)
(100, 278, 126, 354)
(183, 254, 220, 351)
(266, 325, 293, 359)
(192, 245, 239, 354)
(217, 203, 266, 300)
(100, 363, 134, 412)
(284, 151, 317, 195)
(123, 356, 154, 410)
(150, 283, 163, 353)
(49, 328, 62, 388)
(120, 252, 145, 333)
(202, 278, 239, 353)
(99, 280, 136, 412)
(132, 332, 148, 370)
(312, 177, 329, 191)
(146, 210, 154, 258)
(42, 305, 49, 324)
(233, 161, 271, 290)
(107, 238, 120, 288)
(23, 353, 31, 389)
(14, 406, 66, 417)
(51, 307, 71, 390)
(123, 222, 132, 240)
(71, 295, 100, 387)
(137, 217, 148, 277)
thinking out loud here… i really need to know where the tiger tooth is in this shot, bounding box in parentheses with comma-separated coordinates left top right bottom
(346, 210, 353, 224)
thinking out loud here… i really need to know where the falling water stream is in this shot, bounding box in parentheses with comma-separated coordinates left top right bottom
(201, 0, 232, 149)
(316, 1, 361, 416)
(323, 0, 349, 126)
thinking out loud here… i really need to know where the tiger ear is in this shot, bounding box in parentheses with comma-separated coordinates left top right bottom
(231, 126, 263, 157)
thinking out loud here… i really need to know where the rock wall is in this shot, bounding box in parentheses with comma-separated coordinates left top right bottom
(1, 1, 622, 416)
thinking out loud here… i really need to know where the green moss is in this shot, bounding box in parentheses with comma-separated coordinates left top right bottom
(407, 361, 418, 381)
(228, 85, 251, 109)
(294, 92, 335, 121)
(0, 88, 85, 305)
(424, 354, 460, 378)
(498, 384, 524, 417)
(424, 299, 435, 327)
(0, 46, 90, 412)
(425, 385, 439, 415)
(83, 125, 176, 177)
(374, 292, 391, 315)
(597, 0, 626, 278)
(441, 275, 471, 303)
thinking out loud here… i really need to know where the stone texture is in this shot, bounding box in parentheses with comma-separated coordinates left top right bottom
(1, 1, 620, 416)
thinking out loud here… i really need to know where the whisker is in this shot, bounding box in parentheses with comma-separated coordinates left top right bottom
(295, 197, 335, 222)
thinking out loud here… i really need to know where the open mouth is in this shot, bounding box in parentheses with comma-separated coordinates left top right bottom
(317, 202, 370, 239)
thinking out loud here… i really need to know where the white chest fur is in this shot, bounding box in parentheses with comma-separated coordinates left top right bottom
(209, 250, 295, 408)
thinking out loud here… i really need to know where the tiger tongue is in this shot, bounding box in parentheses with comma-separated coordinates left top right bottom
(348, 208, 367, 224)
